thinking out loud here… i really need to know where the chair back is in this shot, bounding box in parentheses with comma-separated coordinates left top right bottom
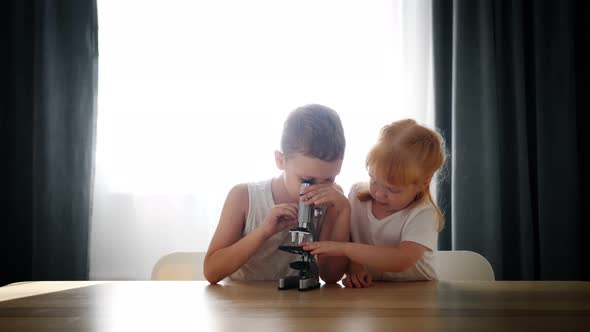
(151, 252, 206, 280)
(433, 250, 495, 281)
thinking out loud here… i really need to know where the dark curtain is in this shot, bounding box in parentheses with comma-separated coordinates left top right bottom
(0, 1, 98, 286)
(433, 0, 588, 280)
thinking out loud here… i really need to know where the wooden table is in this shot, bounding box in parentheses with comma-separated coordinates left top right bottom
(1, 280, 589, 331)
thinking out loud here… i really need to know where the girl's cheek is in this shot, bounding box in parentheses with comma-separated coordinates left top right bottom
(369, 184, 376, 194)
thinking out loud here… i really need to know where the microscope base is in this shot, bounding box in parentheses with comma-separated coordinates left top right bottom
(278, 276, 320, 291)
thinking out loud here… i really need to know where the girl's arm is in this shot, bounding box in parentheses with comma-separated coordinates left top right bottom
(346, 241, 428, 272)
(303, 241, 429, 273)
(204, 184, 298, 284)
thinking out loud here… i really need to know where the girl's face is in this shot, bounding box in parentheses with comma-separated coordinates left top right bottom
(368, 173, 425, 214)
(276, 151, 342, 202)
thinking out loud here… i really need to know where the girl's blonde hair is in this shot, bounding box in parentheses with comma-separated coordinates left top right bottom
(358, 119, 447, 231)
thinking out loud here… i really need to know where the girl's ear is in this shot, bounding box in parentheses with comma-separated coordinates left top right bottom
(275, 150, 285, 170)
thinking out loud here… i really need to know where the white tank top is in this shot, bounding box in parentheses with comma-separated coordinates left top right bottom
(229, 179, 312, 280)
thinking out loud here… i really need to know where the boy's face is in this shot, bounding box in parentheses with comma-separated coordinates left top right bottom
(275, 151, 343, 202)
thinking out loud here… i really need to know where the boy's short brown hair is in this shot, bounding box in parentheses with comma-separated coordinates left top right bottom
(280, 104, 345, 161)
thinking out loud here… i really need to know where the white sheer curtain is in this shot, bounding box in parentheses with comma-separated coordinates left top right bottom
(91, 0, 433, 280)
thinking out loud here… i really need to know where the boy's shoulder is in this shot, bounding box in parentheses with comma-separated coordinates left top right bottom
(226, 179, 274, 208)
(229, 182, 249, 195)
(246, 178, 273, 192)
(225, 183, 250, 207)
(228, 179, 271, 195)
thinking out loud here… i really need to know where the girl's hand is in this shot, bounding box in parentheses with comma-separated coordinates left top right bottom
(342, 261, 372, 288)
(343, 270, 373, 288)
(261, 203, 299, 237)
(301, 241, 349, 257)
(301, 183, 350, 214)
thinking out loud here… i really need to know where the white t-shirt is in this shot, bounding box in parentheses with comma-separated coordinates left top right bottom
(349, 182, 438, 281)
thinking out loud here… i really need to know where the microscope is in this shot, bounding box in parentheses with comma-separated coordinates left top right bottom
(278, 181, 323, 291)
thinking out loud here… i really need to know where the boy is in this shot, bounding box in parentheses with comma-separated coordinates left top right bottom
(204, 104, 350, 284)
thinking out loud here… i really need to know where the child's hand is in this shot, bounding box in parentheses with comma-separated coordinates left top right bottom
(301, 183, 350, 213)
(343, 270, 373, 288)
(342, 261, 372, 288)
(301, 241, 349, 257)
(261, 203, 299, 237)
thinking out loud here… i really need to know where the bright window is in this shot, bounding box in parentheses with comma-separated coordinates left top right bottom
(92, 0, 433, 279)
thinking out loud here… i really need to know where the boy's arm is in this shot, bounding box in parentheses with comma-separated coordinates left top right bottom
(204, 184, 271, 284)
(317, 204, 350, 283)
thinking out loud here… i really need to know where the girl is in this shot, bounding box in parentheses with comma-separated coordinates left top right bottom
(302, 119, 446, 287)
